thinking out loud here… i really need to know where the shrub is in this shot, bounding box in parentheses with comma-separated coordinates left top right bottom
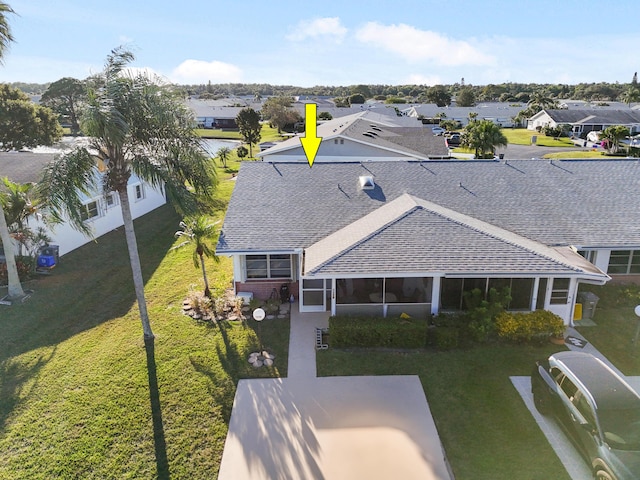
(329, 314, 427, 349)
(495, 310, 565, 343)
(462, 287, 511, 342)
(0, 255, 34, 286)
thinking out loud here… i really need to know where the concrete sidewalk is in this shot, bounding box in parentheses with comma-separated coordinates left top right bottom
(218, 303, 452, 480)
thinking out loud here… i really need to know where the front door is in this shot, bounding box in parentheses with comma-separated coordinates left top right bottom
(300, 278, 328, 312)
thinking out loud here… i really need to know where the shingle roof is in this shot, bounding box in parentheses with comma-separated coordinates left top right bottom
(540, 109, 640, 125)
(303, 194, 603, 277)
(216, 159, 640, 256)
(0, 152, 57, 188)
(256, 112, 447, 159)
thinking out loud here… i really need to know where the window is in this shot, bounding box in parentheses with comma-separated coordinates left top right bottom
(550, 278, 570, 304)
(245, 254, 291, 279)
(80, 200, 99, 221)
(134, 184, 145, 201)
(106, 193, 118, 208)
(608, 250, 640, 274)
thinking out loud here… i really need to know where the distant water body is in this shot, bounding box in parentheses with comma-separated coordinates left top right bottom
(31, 137, 241, 157)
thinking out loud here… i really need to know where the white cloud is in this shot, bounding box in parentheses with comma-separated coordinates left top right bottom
(405, 73, 443, 86)
(170, 59, 243, 84)
(286, 17, 347, 43)
(355, 22, 495, 67)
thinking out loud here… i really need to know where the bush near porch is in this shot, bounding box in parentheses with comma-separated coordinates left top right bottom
(329, 315, 427, 348)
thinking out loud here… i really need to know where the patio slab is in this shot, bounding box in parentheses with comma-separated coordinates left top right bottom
(218, 375, 452, 480)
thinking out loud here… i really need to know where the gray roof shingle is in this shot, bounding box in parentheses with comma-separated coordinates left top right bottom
(216, 159, 640, 257)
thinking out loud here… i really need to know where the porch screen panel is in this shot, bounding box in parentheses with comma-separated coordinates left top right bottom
(441, 278, 463, 310)
(246, 255, 268, 278)
(510, 278, 534, 310)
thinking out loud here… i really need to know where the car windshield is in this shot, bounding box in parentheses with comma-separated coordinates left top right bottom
(600, 408, 640, 450)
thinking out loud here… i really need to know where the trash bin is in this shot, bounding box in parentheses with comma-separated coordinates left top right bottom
(578, 292, 599, 320)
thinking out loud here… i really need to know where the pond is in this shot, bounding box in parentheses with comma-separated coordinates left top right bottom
(201, 139, 241, 157)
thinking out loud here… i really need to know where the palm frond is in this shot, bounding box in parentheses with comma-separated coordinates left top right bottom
(36, 148, 99, 235)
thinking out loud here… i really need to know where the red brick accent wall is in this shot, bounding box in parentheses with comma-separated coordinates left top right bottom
(235, 280, 299, 301)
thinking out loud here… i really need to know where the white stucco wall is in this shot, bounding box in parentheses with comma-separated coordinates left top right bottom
(29, 178, 166, 256)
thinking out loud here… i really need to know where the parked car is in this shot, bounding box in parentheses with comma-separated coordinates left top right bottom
(431, 126, 445, 135)
(531, 351, 640, 480)
(446, 133, 461, 146)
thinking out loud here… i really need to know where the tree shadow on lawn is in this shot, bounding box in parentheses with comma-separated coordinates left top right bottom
(145, 337, 170, 480)
(0, 347, 57, 433)
(0, 205, 181, 363)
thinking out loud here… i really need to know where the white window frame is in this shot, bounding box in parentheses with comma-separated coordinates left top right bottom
(81, 199, 101, 222)
(244, 254, 292, 280)
(133, 183, 145, 202)
(105, 192, 119, 209)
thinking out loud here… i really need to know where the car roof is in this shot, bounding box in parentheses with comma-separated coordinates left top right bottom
(551, 351, 640, 411)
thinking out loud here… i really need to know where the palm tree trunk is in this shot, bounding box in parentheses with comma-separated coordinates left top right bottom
(0, 203, 25, 300)
(118, 188, 154, 339)
(199, 252, 211, 298)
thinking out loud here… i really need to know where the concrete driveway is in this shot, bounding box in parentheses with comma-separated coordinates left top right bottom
(512, 328, 640, 479)
(218, 375, 451, 480)
(218, 304, 452, 480)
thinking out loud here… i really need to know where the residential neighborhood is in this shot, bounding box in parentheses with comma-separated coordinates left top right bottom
(4, 2, 640, 480)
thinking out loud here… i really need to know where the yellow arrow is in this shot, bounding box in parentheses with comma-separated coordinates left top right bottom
(300, 103, 322, 167)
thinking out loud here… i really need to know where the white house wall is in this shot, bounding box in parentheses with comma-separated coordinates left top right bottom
(265, 138, 417, 162)
(30, 180, 166, 256)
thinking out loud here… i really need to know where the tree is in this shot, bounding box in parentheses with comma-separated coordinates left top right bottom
(41, 77, 86, 135)
(348, 93, 365, 105)
(235, 107, 262, 158)
(462, 120, 508, 159)
(261, 96, 301, 133)
(37, 47, 217, 339)
(0, 2, 13, 61)
(456, 87, 475, 107)
(236, 145, 248, 159)
(0, 84, 63, 150)
(1, 4, 61, 301)
(601, 125, 629, 154)
(425, 85, 451, 107)
(172, 216, 219, 298)
(319, 111, 332, 120)
(216, 146, 231, 168)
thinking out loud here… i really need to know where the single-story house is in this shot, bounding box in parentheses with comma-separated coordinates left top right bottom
(527, 109, 640, 137)
(217, 158, 640, 325)
(405, 103, 523, 128)
(256, 111, 450, 162)
(0, 151, 166, 257)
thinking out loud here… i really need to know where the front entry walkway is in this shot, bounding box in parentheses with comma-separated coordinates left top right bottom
(218, 302, 452, 480)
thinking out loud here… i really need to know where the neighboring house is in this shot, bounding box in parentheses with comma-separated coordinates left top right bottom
(0, 151, 166, 257)
(256, 111, 450, 162)
(527, 109, 640, 137)
(187, 99, 261, 129)
(405, 103, 524, 128)
(218, 159, 640, 325)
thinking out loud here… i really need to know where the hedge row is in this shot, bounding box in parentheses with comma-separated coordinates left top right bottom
(495, 310, 565, 343)
(329, 314, 427, 349)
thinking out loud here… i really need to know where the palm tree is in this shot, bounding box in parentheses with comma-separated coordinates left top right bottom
(0, 3, 13, 60)
(38, 47, 217, 339)
(462, 120, 508, 159)
(172, 216, 219, 298)
(1, 178, 37, 255)
(216, 146, 231, 168)
(0, 2, 24, 301)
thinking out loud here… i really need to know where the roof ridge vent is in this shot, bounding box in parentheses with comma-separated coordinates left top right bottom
(359, 175, 375, 190)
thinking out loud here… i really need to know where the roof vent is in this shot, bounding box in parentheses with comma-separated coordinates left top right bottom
(359, 175, 375, 190)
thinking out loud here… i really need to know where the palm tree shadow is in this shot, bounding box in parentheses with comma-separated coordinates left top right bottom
(144, 337, 170, 480)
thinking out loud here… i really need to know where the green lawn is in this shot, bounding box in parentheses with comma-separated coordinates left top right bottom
(2, 153, 638, 479)
(318, 343, 570, 480)
(501, 128, 575, 147)
(0, 169, 289, 479)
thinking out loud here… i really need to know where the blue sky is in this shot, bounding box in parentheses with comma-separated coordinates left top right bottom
(3, 0, 640, 87)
